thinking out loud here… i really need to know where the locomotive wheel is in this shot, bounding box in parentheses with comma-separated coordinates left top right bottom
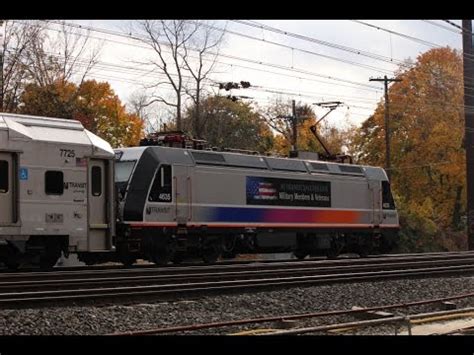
(172, 252, 185, 264)
(120, 255, 137, 267)
(326, 236, 344, 259)
(293, 250, 309, 260)
(152, 251, 172, 265)
(39, 255, 59, 270)
(152, 241, 177, 266)
(4, 260, 20, 270)
(221, 251, 237, 259)
(202, 243, 221, 264)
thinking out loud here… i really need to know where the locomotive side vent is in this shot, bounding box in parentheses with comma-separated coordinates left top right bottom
(309, 162, 329, 171)
(191, 151, 226, 164)
(338, 165, 364, 174)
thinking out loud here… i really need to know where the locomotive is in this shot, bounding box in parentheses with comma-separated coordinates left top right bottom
(0, 113, 399, 269)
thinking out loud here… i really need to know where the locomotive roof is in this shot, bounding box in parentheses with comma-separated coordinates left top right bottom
(0, 112, 114, 158)
(116, 146, 389, 181)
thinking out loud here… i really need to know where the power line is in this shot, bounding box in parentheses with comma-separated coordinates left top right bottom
(422, 20, 462, 34)
(18, 20, 386, 94)
(199, 22, 395, 74)
(232, 20, 409, 67)
(352, 20, 443, 48)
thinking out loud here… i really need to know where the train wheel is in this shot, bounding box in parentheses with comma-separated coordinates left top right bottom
(0, 244, 22, 270)
(120, 256, 137, 267)
(202, 243, 221, 264)
(221, 251, 237, 259)
(4, 260, 20, 270)
(326, 235, 344, 259)
(152, 241, 176, 266)
(293, 250, 309, 260)
(39, 255, 59, 270)
(152, 251, 172, 265)
(172, 252, 185, 264)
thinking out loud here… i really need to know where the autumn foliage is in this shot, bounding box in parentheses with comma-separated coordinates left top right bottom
(20, 80, 144, 147)
(352, 47, 467, 251)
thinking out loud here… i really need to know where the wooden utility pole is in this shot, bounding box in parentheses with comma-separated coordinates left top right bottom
(277, 99, 299, 157)
(291, 99, 297, 153)
(369, 76, 402, 181)
(462, 20, 474, 249)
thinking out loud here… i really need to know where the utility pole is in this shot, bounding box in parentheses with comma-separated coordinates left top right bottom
(369, 76, 402, 181)
(291, 99, 297, 153)
(462, 20, 474, 249)
(277, 99, 299, 157)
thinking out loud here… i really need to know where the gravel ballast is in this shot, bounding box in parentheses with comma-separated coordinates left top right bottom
(1, 276, 474, 335)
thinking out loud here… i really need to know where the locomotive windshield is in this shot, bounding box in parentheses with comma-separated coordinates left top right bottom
(115, 161, 136, 183)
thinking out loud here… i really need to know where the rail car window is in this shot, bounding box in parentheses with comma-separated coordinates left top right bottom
(0, 161, 8, 193)
(115, 161, 136, 183)
(45, 171, 64, 195)
(382, 181, 396, 210)
(91, 166, 102, 196)
(148, 165, 172, 202)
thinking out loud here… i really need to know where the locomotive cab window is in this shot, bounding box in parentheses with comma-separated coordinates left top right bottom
(91, 166, 102, 196)
(0, 161, 8, 193)
(45, 171, 64, 195)
(148, 165, 172, 202)
(382, 181, 396, 210)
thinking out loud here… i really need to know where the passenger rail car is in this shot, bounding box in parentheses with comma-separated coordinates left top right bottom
(114, 146, 399, 265)
(0, 113, 115, 268)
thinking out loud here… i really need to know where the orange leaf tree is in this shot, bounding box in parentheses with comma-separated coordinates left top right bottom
(20, 79, 144, 147)
(352, 47, 466, 250)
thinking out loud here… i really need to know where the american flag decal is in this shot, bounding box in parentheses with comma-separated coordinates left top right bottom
(76, 158, 87, 167)
(248, 179, 278, 200)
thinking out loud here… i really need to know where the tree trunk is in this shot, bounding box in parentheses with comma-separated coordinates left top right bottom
(452, 185, 463, 229)
(176, 95, 182, 131)
(194, 85, 201, 138)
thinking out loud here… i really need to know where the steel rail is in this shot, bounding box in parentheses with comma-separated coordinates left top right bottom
(1, 263, 474, 305)
(1, 256, 474, 292)
(263, 307, 474, 336)
(1, 250, 473, 276)
(109, 292, 474, 335)
(2, 251, 474, 283)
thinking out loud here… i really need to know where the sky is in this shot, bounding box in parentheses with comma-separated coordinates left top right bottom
(27, 20, 467, 130)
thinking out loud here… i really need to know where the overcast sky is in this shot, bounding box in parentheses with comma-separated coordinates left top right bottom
(52, 20, 465, 129)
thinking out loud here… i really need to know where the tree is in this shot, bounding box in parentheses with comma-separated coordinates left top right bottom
(0, 20, 100, 113)
(23, 21, 101, 88)
(183, 95, 273, 152)
(135, 20, 199, 131)
(20, 79, 144, 147)
(0, 20, 44, 112)
(352, 47, 466, 249)
(182, 22, 225, 139)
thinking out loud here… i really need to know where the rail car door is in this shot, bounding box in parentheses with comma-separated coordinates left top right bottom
(88, 159, 110, 250)
(368, 180, 383, 226)
(173, 165, 191, 225)
(0, 153, 16, 225)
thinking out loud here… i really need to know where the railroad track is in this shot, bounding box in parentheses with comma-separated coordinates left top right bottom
(0, 250, 471, 274)
(108, 291, 474, 335)
(1, 252, 474, 305)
